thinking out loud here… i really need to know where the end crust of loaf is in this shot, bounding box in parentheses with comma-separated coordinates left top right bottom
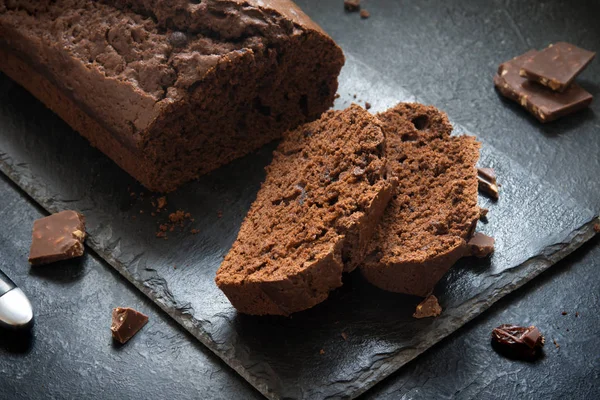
(360, 103, 481, 296)
(216, 104, 396, 315)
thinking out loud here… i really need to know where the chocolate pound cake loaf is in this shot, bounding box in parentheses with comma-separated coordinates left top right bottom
(216, 105, 397, 316)
(360, 103, 481, 297)
(0, 0, 344, 191)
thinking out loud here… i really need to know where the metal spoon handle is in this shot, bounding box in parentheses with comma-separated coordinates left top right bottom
(0, 269, 16, 297)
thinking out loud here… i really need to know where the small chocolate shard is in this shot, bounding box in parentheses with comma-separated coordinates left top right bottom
(365, 102, 372, 110)
(111, 307, 149, 344)
(520, 42, 596, 93)
(468, 232, 495, 257)
(413, 295, 442, 319)
(344, 0, 360, 12)
(28, 210, 86, 266)
(478, 168, 499, 199)
(360, 9, 370, 19)
(491, 324, 545, 359)
(479, 208, 489, 219)
(319, 349, 325, 355)
(494, 50, 593, 122)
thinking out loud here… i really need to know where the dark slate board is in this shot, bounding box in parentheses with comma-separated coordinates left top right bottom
(0, 51, 597, 400)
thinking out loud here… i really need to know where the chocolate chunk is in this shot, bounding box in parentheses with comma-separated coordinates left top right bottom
(360, 9, 370, 19)
(168, 31, 188, 48)
(477, 168, 499, 199)
(468, 232, 495, 257)
(111, 307, 149, 344)
(494, 50, 593, 122)
(28, 210, 86, 266)
(479, 208, 489, 219)
(413, 295, 442, 319)
(491, 324, 545, 359)
(344, 0, 361, 12)
(520, 42, 596, 92)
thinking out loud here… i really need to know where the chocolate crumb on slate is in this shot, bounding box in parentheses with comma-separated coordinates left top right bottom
(479, 208, 489, 219)
(360, 9, 370, 19)
(468, 232, 495, 257)
(28, 210, 86, 266)
(319, 349, 325, 355)
(491, 324, 545, 359)
(562, 311, 568, 316)
(413, 295, 442, 319)
(190, 229, 200, 235)
(341, 332, 348, 340)
(575, 312, 580, 317)
(156, 196, 167, 210)
(111, 307, 149, 344)
(344, 0, 361, 12)
(553, 339, 560, 349)
(365, 102, 372, 110)
(477, 167, 499, 199)
(334, 93, 341, 99)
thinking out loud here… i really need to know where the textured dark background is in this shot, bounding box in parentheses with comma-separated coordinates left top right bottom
(1, 0, 599, 399)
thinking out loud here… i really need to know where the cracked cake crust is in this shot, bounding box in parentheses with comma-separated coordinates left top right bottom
(0, 0, 344, 191)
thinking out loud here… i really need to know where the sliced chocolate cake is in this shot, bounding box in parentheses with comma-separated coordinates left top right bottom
(216, 105, 397, 315)
(360, 103, 482, 297)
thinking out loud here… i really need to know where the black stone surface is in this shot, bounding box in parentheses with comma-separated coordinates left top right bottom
(0, 0, 599, 399)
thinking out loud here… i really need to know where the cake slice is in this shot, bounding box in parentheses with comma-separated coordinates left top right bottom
(0, 0, 344, 192)
(216, 105, 397, 316)
(360, 103, 482, 297)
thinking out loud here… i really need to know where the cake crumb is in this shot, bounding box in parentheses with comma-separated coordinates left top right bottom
(173, 265, 177, 270)
(319, 349, 325, 355)
(159, 224, 168, 232)
(553, 339, 560, 349)
(157, 196, 167, 210)
(156, 231, 167, 239)
(217, 210, 223, 218)
(413, 295, 442, 319)
(360, 9, 370, 19)
(190, 229, 200, 235)
(341, 332, 348, 341)
(344, 0, 360, 12)
(575, 312, 579, 317)
(365, 102, 372, 110)
(561, 311, 568, 316)
(334, 93, 341, 99)
(169, 210, 186, 223)
(151, 212, 156, 217)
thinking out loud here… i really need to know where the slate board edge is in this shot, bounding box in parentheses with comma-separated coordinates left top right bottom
(0, 149, 598, 400)
(343, 216, 599, 400)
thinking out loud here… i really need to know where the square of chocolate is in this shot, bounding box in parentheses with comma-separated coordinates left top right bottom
(28, 210, 86, 266)
(494, 50, 593, 123)
(519, 42, 596, 92)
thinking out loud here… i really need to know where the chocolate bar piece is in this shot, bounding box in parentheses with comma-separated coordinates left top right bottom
(28, 210, 86, 266)
(494, 50, 593, 122)
(111, 307, 149, 344)
(468, 233, 495, 257)
(477, 168, 499, 199)
(413, 295, 442, 319)
(491, 324, 545, 359)
(520, 42, 596, 92)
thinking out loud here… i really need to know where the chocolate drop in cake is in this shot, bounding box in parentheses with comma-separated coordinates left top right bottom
(216, 105, 397, 316)
(360, 103, 482, 297)
(0, 0, 345, 192)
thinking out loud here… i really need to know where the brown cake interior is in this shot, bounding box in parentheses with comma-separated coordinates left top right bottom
(216, 105, 396, 315)
(360, 103, 481, 296)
